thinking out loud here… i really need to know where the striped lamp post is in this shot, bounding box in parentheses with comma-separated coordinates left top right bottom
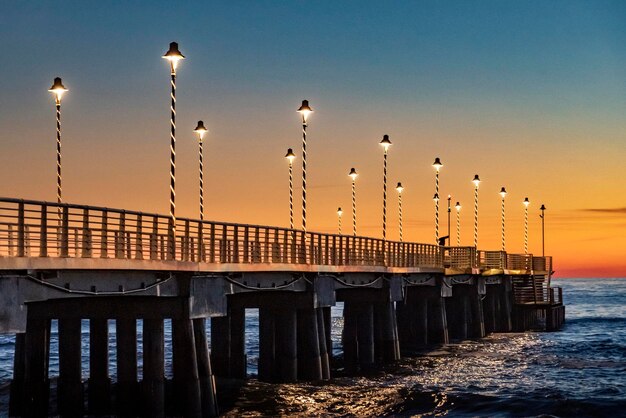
(349, 168, 358, 236)
(297, 100, 313, 234)
(432, 158, 443, 243)
(337, 207, 343, 235)
(194, 121, 208, 221)
(285, 148, 296, 229)
(472, 175, 481, 248)
(540, 204, 546, 256)
(162, 42, 185, 258)
(455, 201, 462, 246)
(396, 182, 404, 242)
(523, 197, 530, 254)
(48, 77, 68, 222)
(380, 135, 392, 241)
(499, 187, 507, 252)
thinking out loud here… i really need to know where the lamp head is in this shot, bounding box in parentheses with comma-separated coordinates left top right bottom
(379, 134, 392, 152)
(472, 174, 481, 188)
(194, 121, 208, 141)
(297, 99, 313, 121)
(523, 197, 530, 207)
(348, 167, 358, 181)
(162, 42, 185, 71)
(433, 193, 440, 202)
(285, 148, 296, 164)
(432, 157, 443, 171)
(48, 77, 68, 103)
(396, 182, 404, 193)
(337, 207, 343, 216)
(500, 187, 507, 198)
(540, 204, 546, 211)
(455, 202, 462, 212)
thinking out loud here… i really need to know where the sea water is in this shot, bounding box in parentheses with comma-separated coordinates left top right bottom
(1, 278, 625, 417)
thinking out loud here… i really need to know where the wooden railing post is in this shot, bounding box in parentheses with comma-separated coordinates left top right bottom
(183, 220, 190, 262)
(60, 206, 69, 257)
(81, 208, 92, 258)
(210, 223, 216, 263)
(243, 226, 249, 263)
(233, 225, 240, 263)
(135, 214, 143, 260)
(116, 212, 126, 259)
(198, 221, 204, 262)
(39, 204, 48, 257)
(149, 216, 158, 260)
(100, 210, 108, 258)
(221, 225, 228, 263)
(17, 201, 25, 257)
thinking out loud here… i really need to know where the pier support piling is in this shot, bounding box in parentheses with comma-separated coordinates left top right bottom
(58, 317, 83, 417)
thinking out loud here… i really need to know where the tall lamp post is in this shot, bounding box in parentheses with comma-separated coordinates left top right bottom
(285, 148, 296, 229)
(380, 135, 392, 241)
(396, 182, 404, 242)
(447, 195, 452, 243)
(472, 175, 481, 247)
(523, 197, 530, 254)
(540, 204, 546, 256)
(297, 100, 313, 234)
(349, 168, 358, 236)
(455, 202, 462, 246)
(499, 187, 507, 252)
(337, 207, 343, 235)
(49, 77, 68, 222)
(194, 121, 208, 220)
(432, 158, 443, 243)
(162, 42, 185, 257)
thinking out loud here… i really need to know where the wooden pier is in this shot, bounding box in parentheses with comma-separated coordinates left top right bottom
(0, 197, 564, 417)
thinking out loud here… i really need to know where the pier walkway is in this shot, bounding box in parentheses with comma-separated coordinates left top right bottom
(0, 197, 564, 417)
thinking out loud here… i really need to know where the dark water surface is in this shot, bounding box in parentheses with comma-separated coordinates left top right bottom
(1, 278, 625, 417)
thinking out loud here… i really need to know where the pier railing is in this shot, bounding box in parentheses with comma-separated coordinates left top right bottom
(0, 198, 443, 268)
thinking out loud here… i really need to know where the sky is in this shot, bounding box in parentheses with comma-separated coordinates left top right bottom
(0, 1, 625, 277)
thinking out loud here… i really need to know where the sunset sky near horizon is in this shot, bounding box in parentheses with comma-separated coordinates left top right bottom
(1, 1, 625, 278)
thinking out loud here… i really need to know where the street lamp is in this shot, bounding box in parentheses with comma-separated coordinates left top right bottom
(455, 201, 462, 246)
(499, 187, 507, 252)
(540, 204, 546, 256)
(297, 100, 313, 234)
(337, 207, 343, 235)
(447, 195, 452, 243)
(162, 42, 185, 257)
(432, 157, 443, 243)
(194, 121, 208, 221)
(523, 197, 530, 254)
(48, 77, 68, 222)
(396, 182, 404, 242)
(472, 175, 481, 247)
(380, 135, 392, 241)
(349, 168, 358, 236)
(285, 148, 296, 229)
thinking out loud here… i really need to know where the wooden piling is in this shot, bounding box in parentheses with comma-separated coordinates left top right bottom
(229, 307, 247, 379)
(172, 318, 202, 418)
(88, 318, 111, 415)
(210, 316, 231, 377)
(427, 295, 449, 345)
(258, 307, 275, 382)
(275, 307, 298, 382)
(341, 300, 359, 374)
(58, 317, 83, 417)
(116, 318, 138, 417)
(297, 308, 322, 381)
(356, 303, 375, 371)
(316, 308, 331, 380)
(23, 314, 50, 417)
(193, 318, 219, 417)
(142, 318, 165, 418)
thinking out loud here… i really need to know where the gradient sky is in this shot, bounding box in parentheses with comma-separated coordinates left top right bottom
(1, 1, 625, 277)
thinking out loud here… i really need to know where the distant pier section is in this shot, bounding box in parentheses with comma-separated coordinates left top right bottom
(0, 197, 564, 417)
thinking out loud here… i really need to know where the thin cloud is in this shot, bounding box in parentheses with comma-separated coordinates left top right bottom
(578, 207, 626, 214)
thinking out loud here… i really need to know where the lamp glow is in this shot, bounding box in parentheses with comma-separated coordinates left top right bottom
(297, 99, 313, 122)
(162, 42, 185, 72)
(194, 121, 208, 141)
(48, 77, 68, 104)
(379, 134, 392, 152)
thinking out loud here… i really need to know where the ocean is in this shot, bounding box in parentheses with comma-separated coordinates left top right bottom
(1, 278, 625, 417)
